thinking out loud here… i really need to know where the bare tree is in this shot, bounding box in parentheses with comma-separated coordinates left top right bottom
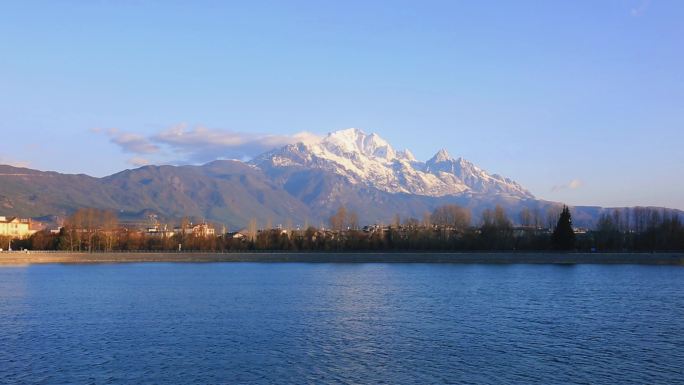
(422, 212, 431, 227)
(545, 206, 562, 230)
(101, 210, 118, 251)
(430, 204, 472, 232)
(494, 205, 512, 229)
(533, 207, 542, 228)
(519, 207, 533, 227)
(392, 213, 401, 228)
(403, 217, 420, 228)
(329, 206, 348, 231)
(247, 218, 257, 242)
(480, 205, 513, 249)
(348, 211, 359, 230)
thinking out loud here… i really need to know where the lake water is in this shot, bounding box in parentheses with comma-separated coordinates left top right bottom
(1, 262, 683, 384)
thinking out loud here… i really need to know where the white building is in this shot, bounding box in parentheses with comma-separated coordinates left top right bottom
(0, 216, 36, 238)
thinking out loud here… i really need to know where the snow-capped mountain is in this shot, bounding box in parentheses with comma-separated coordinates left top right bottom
(4, 128, 671, 229)
(252, 128, 533, 199)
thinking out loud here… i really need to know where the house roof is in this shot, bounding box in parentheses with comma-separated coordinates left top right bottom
(0, 216, 21, 224)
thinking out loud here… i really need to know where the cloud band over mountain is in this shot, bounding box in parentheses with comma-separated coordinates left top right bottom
(95, 125, 320, 165)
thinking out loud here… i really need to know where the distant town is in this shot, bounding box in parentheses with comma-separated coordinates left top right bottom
(2, 204, 682, 253)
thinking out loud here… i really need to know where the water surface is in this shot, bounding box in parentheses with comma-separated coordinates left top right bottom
(1, 263, 682, 384)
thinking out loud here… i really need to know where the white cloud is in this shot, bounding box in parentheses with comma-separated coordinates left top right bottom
(127, 157, 152, 167)
(93, 128, 160, 154)
(105, 128, 160, 154)
(0, 156, 31, 168)
(95, 123, 321, 164)
(152, 124, 320, 162)
(551, 179, 583, 192)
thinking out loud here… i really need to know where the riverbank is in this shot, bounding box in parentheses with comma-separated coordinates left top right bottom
(0, 251, 683, 265)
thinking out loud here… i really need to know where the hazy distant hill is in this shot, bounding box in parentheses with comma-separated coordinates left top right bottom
(0, 129, 679, 228)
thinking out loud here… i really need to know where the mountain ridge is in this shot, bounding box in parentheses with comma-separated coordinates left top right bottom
(0, 129, 679, 228)
(253, 128, 533, 199)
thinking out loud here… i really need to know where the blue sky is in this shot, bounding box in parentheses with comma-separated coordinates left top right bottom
(1, 0, 683, 209)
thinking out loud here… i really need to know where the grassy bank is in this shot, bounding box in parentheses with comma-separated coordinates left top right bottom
(0, 251, 683, 265)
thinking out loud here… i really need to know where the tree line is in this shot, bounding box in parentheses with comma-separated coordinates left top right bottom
(9, 205, 684, 252)
(592, 207, 684, 251)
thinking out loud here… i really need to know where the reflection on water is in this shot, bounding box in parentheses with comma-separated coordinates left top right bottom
(0, 263, 683, 384)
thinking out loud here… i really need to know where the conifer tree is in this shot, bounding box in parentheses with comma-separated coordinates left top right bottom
(552, 205, 576, 250)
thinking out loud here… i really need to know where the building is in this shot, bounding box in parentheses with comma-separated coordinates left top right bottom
(0, 216, 35, 238)
(191, 223, 215, 237)
(173, 222, 216, 238)
(144, 224, 175, 238)
(226, 231, 246, 240)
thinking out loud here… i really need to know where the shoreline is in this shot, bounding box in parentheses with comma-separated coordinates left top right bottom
(0, 251, 683, 265)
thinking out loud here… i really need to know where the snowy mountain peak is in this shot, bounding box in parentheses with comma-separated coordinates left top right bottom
(253, 128, 534, 199)
(429, 149, 453, 163)
(323, 128, 397, 160)
(398, 149, 417, 162)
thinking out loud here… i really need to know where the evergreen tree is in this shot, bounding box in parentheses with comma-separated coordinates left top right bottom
(552, 205, 576, 250)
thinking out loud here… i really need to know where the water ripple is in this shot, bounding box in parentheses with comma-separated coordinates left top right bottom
(0, 263, 683, 384)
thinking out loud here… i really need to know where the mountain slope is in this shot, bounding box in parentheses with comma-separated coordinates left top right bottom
(0, 162, 312, 229)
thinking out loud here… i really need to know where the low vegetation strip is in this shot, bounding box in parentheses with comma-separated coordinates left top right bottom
(0, 252, 682, 265)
